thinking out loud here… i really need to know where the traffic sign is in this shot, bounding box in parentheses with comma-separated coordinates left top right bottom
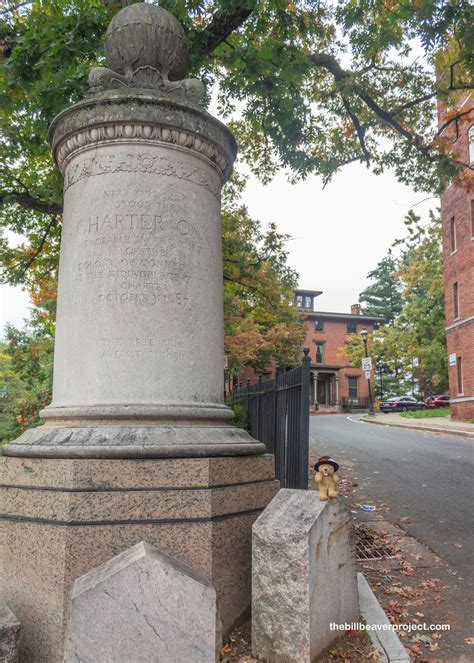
(364, 370, 371, 379)
(449, 353, 456, 367)
(361, 357, 372, 371)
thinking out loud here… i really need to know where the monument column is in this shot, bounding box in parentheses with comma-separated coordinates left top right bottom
(0, 5, 278, 662)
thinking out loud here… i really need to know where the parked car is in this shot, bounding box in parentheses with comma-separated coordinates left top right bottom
(425, 394, 450, 408)
(379, 396, 426, 413)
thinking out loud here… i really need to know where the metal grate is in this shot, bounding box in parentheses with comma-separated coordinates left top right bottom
(356, 525, 395, 561)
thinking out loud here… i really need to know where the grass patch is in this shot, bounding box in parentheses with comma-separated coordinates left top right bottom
(400, 407, 450, 419)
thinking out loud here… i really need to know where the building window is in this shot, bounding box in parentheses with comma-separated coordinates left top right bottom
(469, 126, 474, 165)
(296, 295, 303, 307)
(347, 320, 357, 334)
(304, 295, 312, 309)
(348, 376, 358, 399)
(315, 342, 325, 363)
(453, 282, 459, 319)
(450, 216, 456, 253)
(314, 319, 324, 332)
(457, 357, 463, 395)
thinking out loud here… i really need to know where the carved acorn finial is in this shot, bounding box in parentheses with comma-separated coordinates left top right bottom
(88, 2, 204, 103)
(104, 3, 189, 82)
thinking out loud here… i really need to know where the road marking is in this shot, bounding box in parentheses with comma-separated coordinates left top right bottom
(347, 416, 366, 425)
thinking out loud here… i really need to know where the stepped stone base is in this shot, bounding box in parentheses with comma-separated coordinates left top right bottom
(0, 453, 278, 663)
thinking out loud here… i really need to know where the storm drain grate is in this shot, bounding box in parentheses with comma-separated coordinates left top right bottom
(356, 525, 395, 561)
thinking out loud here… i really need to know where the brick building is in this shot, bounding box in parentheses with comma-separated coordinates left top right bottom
(239, 289, 384, 411)
(438, 92, 474, 420)
(294, 289, 384, 411)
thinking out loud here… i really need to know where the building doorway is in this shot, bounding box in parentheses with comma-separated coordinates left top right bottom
(317, 378, 327, 404)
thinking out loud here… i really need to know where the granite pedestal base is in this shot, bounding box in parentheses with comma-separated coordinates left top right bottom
(0, 454, 278, 663)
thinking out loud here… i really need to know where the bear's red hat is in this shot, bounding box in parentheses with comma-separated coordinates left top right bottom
(314, 456, 339, 472)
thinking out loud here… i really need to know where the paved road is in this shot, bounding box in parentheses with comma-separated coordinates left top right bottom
(309, 414, 474, 581)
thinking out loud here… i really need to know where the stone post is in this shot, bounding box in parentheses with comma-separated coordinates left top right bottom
(0, 5, 278, 662)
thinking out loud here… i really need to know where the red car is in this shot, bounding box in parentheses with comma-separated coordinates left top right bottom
(425, 395, 450, 408)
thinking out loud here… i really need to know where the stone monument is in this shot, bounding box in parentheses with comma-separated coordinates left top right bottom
(0, 5, 278, 662)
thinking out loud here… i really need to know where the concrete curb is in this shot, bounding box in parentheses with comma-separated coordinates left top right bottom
(361, 416, 474, 438)
(358, 573, 410, 663)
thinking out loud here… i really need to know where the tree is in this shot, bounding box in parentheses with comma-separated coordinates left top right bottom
(223, 202, 304, 375)
(345, 210, 447, 399)
(0, 1, 473, 295)
(0, 314, 54, 442)
(358, 250, 404, 396)
(392, 209, 447, 396)
(359, 251, 403, 325)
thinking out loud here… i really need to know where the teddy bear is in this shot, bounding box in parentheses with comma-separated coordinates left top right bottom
(314, 456, 339, 500)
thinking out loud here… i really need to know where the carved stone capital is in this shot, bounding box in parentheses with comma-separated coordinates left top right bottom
(49, 93, 237, 184)
(55, 122, 229, 183)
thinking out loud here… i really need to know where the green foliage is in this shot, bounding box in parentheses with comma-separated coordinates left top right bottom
(227, 402, 250, 431)
(345, 210, 447, 399)
(0, 316, 54, 443)
(359, 251, 403, 325)
(400, 406, 450, 419)
(222, 200, 303, 374)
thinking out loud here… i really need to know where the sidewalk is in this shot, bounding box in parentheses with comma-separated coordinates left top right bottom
(362, 412, 474, 438)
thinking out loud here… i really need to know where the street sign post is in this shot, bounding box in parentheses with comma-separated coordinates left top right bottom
(361, 357, 372, 371)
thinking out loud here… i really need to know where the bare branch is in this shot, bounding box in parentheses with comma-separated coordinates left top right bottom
(197, 2, 256, 57)
(0, 191, 63, 215)
(436, 108, 473, 137)
(391, 92, 437, 116)
(0, 1, 32, 15)
(16, 215, 59, 280)
(223, 274, 275, 306)
(341, 96, 371, 165)
(310, 52, 435, 162)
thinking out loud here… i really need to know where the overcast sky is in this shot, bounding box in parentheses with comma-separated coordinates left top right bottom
(0, 160, 438, 333)
(241, 164, 437, 313)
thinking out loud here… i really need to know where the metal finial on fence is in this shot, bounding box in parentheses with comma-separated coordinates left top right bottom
(303, 347, 310, 357)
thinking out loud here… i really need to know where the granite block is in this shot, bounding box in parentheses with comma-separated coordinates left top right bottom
(252, 490, 358, 663)
(65, 541, 221, 663)
(0, 454, 275, 490)
(0, 603, 20, 663)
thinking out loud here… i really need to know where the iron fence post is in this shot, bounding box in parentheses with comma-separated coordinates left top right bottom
(299, 348, 311, 489)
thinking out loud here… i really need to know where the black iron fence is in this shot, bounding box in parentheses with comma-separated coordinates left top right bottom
(230, 349, 311, 489)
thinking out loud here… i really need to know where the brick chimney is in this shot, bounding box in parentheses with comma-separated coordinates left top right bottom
(351, 304, 361, 315)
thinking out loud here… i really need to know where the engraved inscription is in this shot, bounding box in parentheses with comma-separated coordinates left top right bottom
(70, 193, 215, 307)
(100, 337, 183, 362)
(64, 152, 220, 197)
